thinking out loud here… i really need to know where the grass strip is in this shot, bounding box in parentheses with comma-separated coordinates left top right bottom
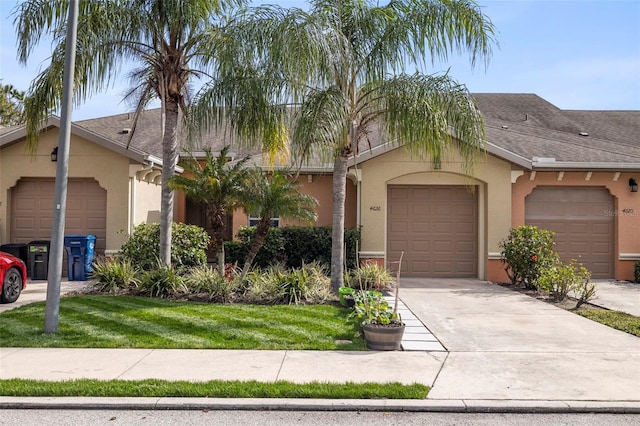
(0, 379, 428, 399)
(0, 295, 365, 350)
(575, 309, 640, 337)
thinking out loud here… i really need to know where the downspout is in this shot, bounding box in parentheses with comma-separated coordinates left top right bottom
(129, 175, 136, 235)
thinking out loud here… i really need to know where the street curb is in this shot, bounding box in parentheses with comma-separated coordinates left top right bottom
(2, 397, 640, 414)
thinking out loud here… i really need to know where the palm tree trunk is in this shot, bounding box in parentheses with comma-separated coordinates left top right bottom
(241, 219, 271, 279)
(330, 153, 349, 292)
(159, 100, 179, 266)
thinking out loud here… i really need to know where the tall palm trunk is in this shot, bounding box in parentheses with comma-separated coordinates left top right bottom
(207, 206, 227, 274)
(159, 100, 179, 266)
(241, 218, 271, 279)
(330, 152, 349, 291)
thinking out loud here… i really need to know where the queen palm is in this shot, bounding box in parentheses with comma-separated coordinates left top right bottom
(14, 0, 243, 266)
(240, 169, 318, 278)
(190, 0, 496, 290)
(169, 146, 249, 273)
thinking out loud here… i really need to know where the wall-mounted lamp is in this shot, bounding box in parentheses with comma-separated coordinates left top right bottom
(50, 147, 58, 162)
(630, 178, 638, 193)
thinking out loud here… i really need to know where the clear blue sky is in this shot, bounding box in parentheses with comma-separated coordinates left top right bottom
(1, 0, 639, 120)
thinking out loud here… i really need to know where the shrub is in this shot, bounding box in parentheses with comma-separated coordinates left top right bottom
(225, 226, 361, 270)
(137, 263, 187, 298)
(635, 261, 640, 283)
(240, 268, 283, 304)
(499, 225, 555, 289)
(120, 222, 210, 271)
(300, 261, 333, 303)
(537, 254, 593, 305)
(344, 262, 395, 291)
(238, 262, 332, 305)
(235, 227, 287, 268)
(184, 265, 238, 303)
(89, 256, 139, 293)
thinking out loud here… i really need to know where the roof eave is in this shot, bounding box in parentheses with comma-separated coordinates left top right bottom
(532, 161, 640, 171)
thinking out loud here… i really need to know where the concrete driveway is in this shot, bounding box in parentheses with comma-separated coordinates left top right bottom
(0, 279, 88, 314)
(400, 278, 640, 402)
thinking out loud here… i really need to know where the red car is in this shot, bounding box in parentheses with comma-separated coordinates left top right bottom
(0, 251, 28, 303)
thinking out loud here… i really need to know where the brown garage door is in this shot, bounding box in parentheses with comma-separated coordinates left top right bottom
(11, 178, 107, 255)
(387, 185, 478, 277)
(525, 187, 614, 278)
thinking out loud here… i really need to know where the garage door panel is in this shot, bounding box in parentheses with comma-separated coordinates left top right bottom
(591, 223, 611, 234)
(388, 185, 477, 277)
(411, 222, 430, 233)
(456, 241, 475, 254)
(11, 178, 107, 263)
(525, 187, 613, 278)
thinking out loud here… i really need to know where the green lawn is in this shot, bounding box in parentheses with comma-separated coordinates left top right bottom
(0, 378, 428, 399)
(0, 295, 366, 350)
(576, 309, 640, 337)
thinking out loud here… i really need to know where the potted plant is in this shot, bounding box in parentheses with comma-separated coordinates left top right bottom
(338, 285, 356, 307)
(350, 290, 404, 350)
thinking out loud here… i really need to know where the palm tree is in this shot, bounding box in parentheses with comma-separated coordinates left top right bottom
(14, 0, 244, 266)
(168, 146, 249, 273)
(189, 0, 496, 291)
(240, 168, 318, 278)
(0, 81, 26, 127)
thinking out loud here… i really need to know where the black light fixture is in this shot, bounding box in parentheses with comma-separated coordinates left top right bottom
(50, 147, 58, 162)
(630, 178, 638, 193)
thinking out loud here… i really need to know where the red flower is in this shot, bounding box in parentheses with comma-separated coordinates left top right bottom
(531, 255, 538, 261)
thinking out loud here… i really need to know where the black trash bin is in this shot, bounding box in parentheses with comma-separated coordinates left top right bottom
(0, 244, 28, 271)
(64, 235, 97, 281)
(28, 240, 50, 280)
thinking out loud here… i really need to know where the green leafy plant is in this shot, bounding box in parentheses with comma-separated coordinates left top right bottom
(500, 225, 556, 289)
(226, 226, 361, 271)
(345, 262, 395, 291)
(120, 223, 210, 271)
(350, 291, 400, 326)
(184, 265, 238, 303)
(89, 256, 139, 293)
(537, 254, 593, 306)
(635, 261, 640, 283)
(137, 263, 187, 298)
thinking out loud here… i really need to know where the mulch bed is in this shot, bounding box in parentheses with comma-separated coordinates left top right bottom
(495, 282, 604, 312)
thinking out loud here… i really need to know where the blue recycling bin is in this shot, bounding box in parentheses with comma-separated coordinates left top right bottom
(64, 234, 97, 281)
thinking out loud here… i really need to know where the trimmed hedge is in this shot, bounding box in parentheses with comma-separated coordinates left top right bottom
(635, 260, 640, 283)
(120, 222, 210, 271)
(225, 226, 361, 270)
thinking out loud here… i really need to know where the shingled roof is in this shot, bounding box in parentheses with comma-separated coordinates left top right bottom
(2, 94, 638, 171)
(474, 93, 640, 169)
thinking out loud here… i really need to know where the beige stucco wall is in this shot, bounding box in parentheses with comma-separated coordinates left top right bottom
(0, 128, 153, 251)
(357, 147, 513, 279)
(129, 166, 163, 230)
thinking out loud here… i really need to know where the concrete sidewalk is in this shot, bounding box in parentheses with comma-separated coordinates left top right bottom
(0, 278, 639, 413)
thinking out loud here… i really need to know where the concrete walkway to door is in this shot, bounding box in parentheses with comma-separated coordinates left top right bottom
(399, 278, 640, 402)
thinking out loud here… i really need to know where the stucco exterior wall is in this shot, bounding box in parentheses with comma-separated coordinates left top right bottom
(130, 172, 163, 227)
(228, 173, 357, 237)
(0, 129, 135, 251)
(358, 147, 512, 280)
(512, 171, 640, 281)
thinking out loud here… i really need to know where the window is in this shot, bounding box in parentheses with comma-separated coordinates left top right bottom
(248, 217, 280, 227)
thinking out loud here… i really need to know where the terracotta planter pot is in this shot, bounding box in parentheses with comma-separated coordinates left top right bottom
(362, 323, 405, 351)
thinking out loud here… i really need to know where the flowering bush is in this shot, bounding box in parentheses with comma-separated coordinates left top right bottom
(499, 226, 555, 289)
(537, 254, 594, 307)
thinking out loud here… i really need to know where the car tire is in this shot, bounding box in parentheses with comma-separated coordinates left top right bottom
(1, 268, 23, 304)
